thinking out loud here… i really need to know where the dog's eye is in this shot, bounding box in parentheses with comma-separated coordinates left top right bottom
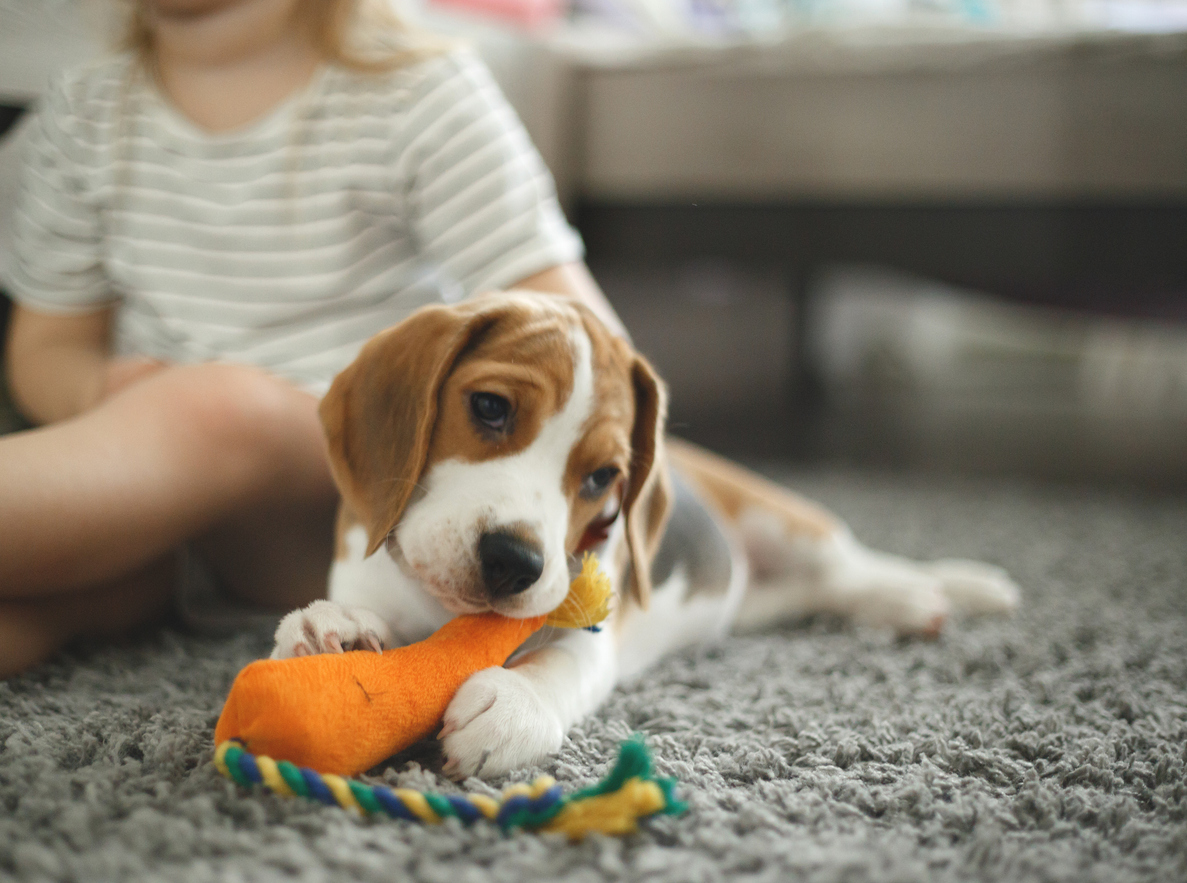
(581, 466, 620, 498)
(470, 392, 510, 430)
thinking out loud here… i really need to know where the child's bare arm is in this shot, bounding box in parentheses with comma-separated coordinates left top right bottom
(6, 304, 111, 424)
(5, 305, 164, 425)
(513, 262, 629, 340)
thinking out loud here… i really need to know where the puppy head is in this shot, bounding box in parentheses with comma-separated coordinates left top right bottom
(319, 291, 671, 618)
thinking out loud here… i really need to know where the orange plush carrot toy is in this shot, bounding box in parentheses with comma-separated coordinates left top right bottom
(214, 554, 613, 777)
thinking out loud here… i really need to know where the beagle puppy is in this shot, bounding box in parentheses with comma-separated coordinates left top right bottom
(272, 291, 1019, 779)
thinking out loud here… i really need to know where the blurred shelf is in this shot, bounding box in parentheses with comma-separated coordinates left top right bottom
(542, 24, 1187, 203)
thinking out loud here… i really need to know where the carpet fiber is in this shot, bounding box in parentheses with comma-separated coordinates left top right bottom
(2, 468, 1185, 882)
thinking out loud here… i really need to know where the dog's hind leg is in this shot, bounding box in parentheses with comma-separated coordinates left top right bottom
(667, 438, 1019, 635)
(728, 515, 956, 635)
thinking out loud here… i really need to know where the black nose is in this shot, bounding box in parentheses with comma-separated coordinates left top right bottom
(479, 531, 544, 598)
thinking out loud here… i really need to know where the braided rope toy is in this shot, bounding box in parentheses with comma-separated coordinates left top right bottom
(212, 554, 687, 838)
(214, 735, 685, 839)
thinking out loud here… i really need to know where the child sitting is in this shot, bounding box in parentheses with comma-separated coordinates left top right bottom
(0, 0, 623, 677)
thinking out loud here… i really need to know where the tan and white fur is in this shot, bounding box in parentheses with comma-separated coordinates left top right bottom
(272, 291, 1019, 779)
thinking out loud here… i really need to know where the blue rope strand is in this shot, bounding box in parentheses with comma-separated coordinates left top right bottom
(301, 768, 337, 806)
(445, 795, 485, 824)
(372, 785, 418, 821)
(236, 751, 263, 785)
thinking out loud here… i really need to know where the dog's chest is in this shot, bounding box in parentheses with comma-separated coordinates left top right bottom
(327, 525, 452, 643)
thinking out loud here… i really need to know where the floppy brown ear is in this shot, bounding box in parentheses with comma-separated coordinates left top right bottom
(621, 355, 673, 609)
(319, 304, 492, 556)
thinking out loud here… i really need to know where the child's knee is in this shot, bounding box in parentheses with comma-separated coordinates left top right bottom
(167, 363, 292, 440)
(153, 364, 326, 487)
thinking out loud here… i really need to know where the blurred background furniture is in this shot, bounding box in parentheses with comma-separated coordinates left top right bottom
(512, 23, 1187, 477)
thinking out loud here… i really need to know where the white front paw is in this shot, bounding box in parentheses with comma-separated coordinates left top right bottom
(440, 667, 564, 780)
(270, 600, 391, 659)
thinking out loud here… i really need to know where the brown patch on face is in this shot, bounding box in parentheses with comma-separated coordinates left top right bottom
(422, 300, 577, 472)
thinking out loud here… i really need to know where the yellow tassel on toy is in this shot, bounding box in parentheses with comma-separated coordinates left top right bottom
(545, 553, 613, 629)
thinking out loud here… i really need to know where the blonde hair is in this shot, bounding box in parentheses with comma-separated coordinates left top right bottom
(121, 0, 441, 74)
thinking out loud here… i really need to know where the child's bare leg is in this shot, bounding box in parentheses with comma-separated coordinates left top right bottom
(0, 362, 337, 599)
(194, 490, 337, 611)
(0, 557, 175, 678)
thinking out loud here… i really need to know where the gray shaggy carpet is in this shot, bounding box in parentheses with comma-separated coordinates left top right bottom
(2, 467, 1185, 883)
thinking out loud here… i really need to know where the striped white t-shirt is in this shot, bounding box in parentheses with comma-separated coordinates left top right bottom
(7, 49, 583, 394)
